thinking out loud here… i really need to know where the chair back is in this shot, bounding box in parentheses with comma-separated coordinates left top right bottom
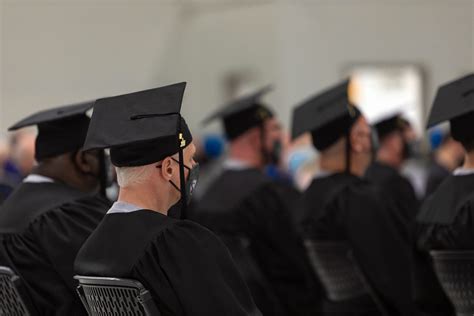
(0, 266, 32, 316)
(74, 275, 160, 316)
(431, 250, 474, 316)
(304, 240, 368, 301)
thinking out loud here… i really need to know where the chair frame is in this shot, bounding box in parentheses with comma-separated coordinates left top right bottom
(74, 275, 161, 316)
(430, 250, 474, 316)
(305, 240, 390, 316)
(0, 265, 33, 316)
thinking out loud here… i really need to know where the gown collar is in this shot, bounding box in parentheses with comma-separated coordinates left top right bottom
(313, 170, 334, 180)
(107, 201, 144, 214)
(453, 167, 474, 176)
(23, 174, 54, 183)
(223, 158, 253, 171)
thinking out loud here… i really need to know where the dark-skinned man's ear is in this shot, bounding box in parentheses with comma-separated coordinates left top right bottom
(73, 150, 95, 174)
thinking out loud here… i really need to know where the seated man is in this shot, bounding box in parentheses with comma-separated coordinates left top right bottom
(365, 114, 419, 223)
(0, 102, 111, 315)
(293, 80, 416, 316)
(75, 82, 259, 316)
(425, 130, 464, 197)
(416, 73, 474, 316)
(190, 87, 321, 316)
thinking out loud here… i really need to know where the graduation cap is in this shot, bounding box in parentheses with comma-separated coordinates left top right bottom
(291, 80, 361, 151)
(9, 102, 93, 161)
(202, 86, 274, 140)
(373, 113, 404, 140)
(83, 82, 192, 167)
(427, 73, 474, 143)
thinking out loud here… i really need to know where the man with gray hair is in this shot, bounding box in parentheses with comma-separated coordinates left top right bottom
(75, 82, 260, 315)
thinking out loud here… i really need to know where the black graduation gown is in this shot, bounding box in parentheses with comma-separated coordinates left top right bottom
(300, 173, 416, 316)
(189, 168, 322, 316)
(74, 210, 260, 316)
(414, 173, 474, 315)
(424, 160, 451, 198)
(0, 181, 110, 316)
(365, 161, 419, 222)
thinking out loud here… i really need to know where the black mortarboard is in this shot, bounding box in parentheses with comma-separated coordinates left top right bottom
(202, 86, 274, 140)
(83, 82, 192, 167)
(427, 73, 474, 128)
(9, 102, 93, 161)
(426, 73, 474, 142)
(374, 113, 404, 140)
(291, 80, 361, 151)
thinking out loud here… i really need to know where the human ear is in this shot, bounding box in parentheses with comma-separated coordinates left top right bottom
(74, 150, 95, 173)
(159, 157, 174, 180)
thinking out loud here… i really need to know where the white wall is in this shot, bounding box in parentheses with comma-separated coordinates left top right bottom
(1, 0, 473, 135)
(276, 0, 473, 126)
(1, 1, 183, 131)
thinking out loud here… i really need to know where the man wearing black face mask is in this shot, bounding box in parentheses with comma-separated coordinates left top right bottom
(0, 102, 111, 316)
(365, 114, 419, 224)
(75, 83, 259, 315)
(189, 87, 322, 316)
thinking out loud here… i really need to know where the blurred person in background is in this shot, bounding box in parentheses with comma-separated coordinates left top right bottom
(425, 128, 464, 197)
(0, 130, 36, 193)
(11, 130, 36, 177)
(294, 80, 416, 316)
(399, 118, 427, 199)
(415, 73, 474, 316)
(0, 137, 14, 202)
(0, 102, 111, 315)
(189, 87, 322, 316)
(365, 114, 419, 223)
(284, 133, 318, 192)
(190, 134, 226, 202)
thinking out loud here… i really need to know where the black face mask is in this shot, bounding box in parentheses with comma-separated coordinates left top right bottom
(157, 158, 200, 205)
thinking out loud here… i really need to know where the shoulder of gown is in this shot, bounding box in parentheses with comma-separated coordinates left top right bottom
(132, 219, 260, 316)
(22, 194, 110, 287)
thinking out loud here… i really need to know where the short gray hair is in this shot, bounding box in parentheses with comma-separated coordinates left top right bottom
(115, 164, 154, 188)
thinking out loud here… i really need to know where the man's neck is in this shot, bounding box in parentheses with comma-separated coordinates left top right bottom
(319, 154, 346, 174)
(228, 145, 262, 170)
(462, 151, 474, 170)
(319, 152, 365, 177)
(377, 148, 401, 170)
(436, 148, 459, 171)
(118, 187, 171, 216)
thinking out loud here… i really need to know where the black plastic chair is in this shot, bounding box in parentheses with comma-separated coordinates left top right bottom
(431, 250, 474, 316)
(304, 240, 389, 316)
(74, 276, 161, 316)
(304, 240, 368, 301)
(0, 266, 32, 316)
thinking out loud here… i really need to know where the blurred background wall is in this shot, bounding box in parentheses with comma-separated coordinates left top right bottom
(1, 0, 473, 135)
